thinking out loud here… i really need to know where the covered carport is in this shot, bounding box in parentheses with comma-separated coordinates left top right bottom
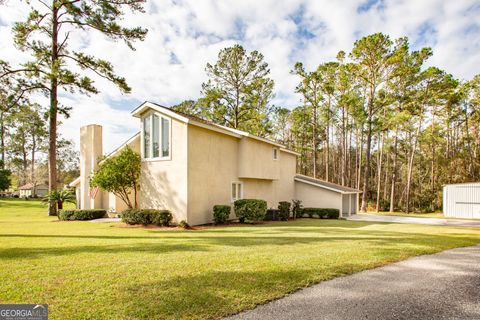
(294, 174, 362, 218)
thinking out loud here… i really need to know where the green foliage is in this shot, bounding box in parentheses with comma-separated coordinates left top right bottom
(301, 208, 340, 219)
(42, 189, 75, 211)
(200, 44, 275, 136)
(213, 205, 231, 224)
(292, 199, 303, 219)
(90, 146, 140, 209)
(58, 209, 106, 221)
(178, 220, 190, 229)
(277, 201, 291, 221)
(0, 161, 11, 191)
(234, 199, 267, 223)
(121, 209, 173, 227)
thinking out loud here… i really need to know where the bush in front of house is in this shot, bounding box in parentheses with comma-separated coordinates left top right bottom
(234, 199, 267, 223)
(213, 205, 231, 224)
(59, 209, 106, 221)
(278, 201, 291, 221)
(264, 209, 279, 221)
(301, 208, 339, 219)
(121, 209, 173, 226)
(292, 199, 303, 219)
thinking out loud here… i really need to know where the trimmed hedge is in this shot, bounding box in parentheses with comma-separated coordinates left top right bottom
(301, 208, 339, 219)
(264, 209, 280, 221)
(121, 209, 173, 226)
(278, 201, 291, 221)
(213, 205, 231, 224)
(59, 209, 106, 221)
(234, 199, 267, 223)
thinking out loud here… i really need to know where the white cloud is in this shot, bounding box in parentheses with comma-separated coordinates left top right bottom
(1, 0, 479, 153)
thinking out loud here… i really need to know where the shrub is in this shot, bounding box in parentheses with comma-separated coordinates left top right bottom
(234, 199, 267, 223)
(178, 220, 190, 229)
(277, 201, 291, 221)
(301, 208, 339, 219)
(59, 209, 106, 221)
(213, 205, 231, 224)
(121, 209, 173, 226)
(292, 199, 303, 219)
(264, 209, 280, 221)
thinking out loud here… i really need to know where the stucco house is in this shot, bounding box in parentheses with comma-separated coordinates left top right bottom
(18, 183, 48, 198)
(70, 101, 361, 225)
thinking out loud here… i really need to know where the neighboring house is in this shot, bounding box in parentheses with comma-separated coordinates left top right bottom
(18, 183, 48, 198)
(443, 182, 480, 219)
(70, 101, 361, 225)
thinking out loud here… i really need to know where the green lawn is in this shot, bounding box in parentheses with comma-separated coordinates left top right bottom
(363, 211, 445, 219)
(1, 199, 480, 319)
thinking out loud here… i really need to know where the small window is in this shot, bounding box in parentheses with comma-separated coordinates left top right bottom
(143, 116, 151, 158)
(231, 182, 243, 202)
(152, 114, 160, 158)
(273, 148, 278, 160)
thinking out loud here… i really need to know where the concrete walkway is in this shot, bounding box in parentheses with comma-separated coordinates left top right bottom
(347, 213, 480, 228)
(227, 245, 480, 320)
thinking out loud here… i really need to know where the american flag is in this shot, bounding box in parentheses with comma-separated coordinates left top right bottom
(89, 187, 99, 199)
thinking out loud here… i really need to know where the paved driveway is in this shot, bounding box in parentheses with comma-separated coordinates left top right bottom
(347, 213, 480, 228)
(227, 245, 480, 320)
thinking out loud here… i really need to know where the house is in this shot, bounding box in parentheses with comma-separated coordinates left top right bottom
(18, 183, 48, 198)
(70, 101, 361, 225)
(443, 182, 480, 219)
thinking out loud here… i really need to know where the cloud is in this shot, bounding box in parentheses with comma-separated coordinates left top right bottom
(0, 0, 479, 153)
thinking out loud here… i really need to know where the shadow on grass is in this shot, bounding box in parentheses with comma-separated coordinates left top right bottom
(1, 227, 479, 260)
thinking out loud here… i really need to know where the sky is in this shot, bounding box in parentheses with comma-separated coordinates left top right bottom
(1, 0, 479, 153)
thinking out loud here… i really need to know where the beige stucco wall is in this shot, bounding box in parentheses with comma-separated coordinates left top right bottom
(295, 181, 342, 211)
(187, 125, 239, 225)
(80, 124, 103, 209)
(139, 117, 188, 222)
(187, 127, 298, 224)
(101, 135, 141, 213)
(238, 138, 280, 180)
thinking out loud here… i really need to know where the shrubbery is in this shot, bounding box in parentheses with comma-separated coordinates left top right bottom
(277, 201, 291, 221)
(234, 199, 267, 223)
(213, 205, 231, 224)
(121, 209, 173, 226)
(301, 208, 339, 219)
(59, 209, 106, 221)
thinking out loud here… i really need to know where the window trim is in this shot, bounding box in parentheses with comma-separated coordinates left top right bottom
(231, 181, 244, 203)
(141, 111, 172, 161)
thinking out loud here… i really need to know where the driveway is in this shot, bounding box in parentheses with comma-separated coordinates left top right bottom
(347, 213, 480, 228)
(227, 245, 480, 320)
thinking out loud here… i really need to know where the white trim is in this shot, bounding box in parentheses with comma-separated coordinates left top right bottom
(294, 177, 362, 194)
(231, 181, 244, 203)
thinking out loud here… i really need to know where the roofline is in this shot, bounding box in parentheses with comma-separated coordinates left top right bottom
(100, 132, 141, 164)
(280, 147, 300, 156)
(294, 176, 362, 194)
(131, 101, 286, 148)
(68, 177, 81, 187)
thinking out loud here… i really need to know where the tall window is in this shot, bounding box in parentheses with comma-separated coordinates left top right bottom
(142, 113, 170, 160)
(231, 182, 243, 202)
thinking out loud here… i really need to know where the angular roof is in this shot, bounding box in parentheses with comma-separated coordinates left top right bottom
(294, 174, 362, 194)
(131, 101, 300, 156)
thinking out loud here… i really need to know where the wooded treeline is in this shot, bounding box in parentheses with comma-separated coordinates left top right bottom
(175, 33, 480, 213)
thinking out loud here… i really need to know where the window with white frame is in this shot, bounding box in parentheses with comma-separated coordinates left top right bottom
(273, 148, 279, 160)
(142, 113, 170, 160)
(231, 182, 243, 202)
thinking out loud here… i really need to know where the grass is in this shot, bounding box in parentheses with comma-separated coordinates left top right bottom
(1, 198, 480, 319)
(363, 211, 445, 219)
(363, 211, 480, 220)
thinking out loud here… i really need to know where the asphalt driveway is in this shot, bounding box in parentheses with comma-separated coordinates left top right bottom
(227, 245, 480, 320)
(347, 213, 480, 228)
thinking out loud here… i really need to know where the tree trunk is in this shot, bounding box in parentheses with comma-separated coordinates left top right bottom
(57, 200, 63, 210)
(0, 111, 4, 168)
(31, 133, 36, 196)
(376, 131, 384, 212)
(389, 127, 399, 213)
(360, 117, 373, 212)
(406, 122, 422, 213)
(48, 3, 59, 216)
